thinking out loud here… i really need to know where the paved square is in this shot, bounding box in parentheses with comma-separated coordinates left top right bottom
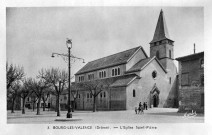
(7, 108, 204, 124)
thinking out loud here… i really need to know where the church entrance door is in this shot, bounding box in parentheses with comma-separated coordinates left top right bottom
(153, 94, 159, 107)
(150, 84, 160, 108)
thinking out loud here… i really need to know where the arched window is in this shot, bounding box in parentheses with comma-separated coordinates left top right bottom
(118, 68, 120, 75)
(133, 89, 136, 97)
(112, 69, 114, 76)
(115, 68, 117, 75)
(99, 72, 101, 78)
(200, 59, 204, 68)
(169, 50, 171, 58)
(156, 51, 160, 59)
(104, 92, 106, 98)
(104, 71, 106, 77)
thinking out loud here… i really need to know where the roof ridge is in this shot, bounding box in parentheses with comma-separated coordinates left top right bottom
(176, 51, 204, 60)
(87, 46, 141, 63)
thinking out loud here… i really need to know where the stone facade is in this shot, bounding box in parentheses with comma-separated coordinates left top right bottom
(176, 52, 204, 113)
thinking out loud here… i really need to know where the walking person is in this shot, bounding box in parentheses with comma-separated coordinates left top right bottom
(138, 102, 142, 114)
(143, 102, 146, 110)
(145, 102, 148, 110)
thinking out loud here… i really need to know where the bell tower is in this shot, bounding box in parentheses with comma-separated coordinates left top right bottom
(150, 9, 174, 70)
(149, 10, 178, 108)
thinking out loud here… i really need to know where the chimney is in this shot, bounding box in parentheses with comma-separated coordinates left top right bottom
(194, 43, 196, 54)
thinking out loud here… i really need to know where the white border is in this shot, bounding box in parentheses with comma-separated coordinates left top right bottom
(1, 0, 212, 135)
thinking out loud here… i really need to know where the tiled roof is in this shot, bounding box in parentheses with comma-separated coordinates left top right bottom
(126, 57, 152, 73)
(126, 56, 167, 73)
(110, 74, 139, 87)
(75, 46, 144, 75)
(176, 52, 204, 61)
(69, 74, 139, 91)
(150, 10, 173, 43)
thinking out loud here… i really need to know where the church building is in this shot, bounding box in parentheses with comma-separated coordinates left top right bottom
(74, 10, 178, 110)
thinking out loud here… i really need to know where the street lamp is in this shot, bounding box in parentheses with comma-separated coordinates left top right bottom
(51, 38, 85, 118)
(66, 39, 72, 118)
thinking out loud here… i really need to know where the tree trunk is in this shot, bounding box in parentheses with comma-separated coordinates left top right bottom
(93, 96, 97, 112)
(72, 99, 75, 112)
(55, 95, 58, 112)
(22, 98, 25, 114)
(11, 98, 15, 113)
(42, 98, 46, 111)
(37, 98, 41, 115)
(56, 95, 60, 116)
(32, 102, 35, 111)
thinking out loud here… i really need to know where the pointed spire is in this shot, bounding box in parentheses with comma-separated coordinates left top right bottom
(150, 9, 172, 43)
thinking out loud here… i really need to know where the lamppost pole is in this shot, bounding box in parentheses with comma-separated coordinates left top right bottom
(52, 38, 85, 119)
(67, 46, 72, 118)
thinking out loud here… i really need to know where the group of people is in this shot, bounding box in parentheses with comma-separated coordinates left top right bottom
(135, 102, 148, 114)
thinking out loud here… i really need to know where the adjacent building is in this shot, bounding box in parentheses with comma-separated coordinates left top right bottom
(176, 52, 204, 113)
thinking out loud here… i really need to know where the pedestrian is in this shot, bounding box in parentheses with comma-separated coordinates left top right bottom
(143, 102, 146, 110)
(135, 107, 138, 114)
(145, 102, 148, 110)
(138, 102, 142, 114)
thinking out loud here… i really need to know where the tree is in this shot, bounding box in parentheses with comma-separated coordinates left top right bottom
(26, 78, 49, 115)
(7, 81, 21, 113)
(7, 63, 25, 89)
(30, 92, 38, 111)
(38, 68, 68, 116)
(41, 89, 51, 111)
(80, 80, 104, 112)
(19, 78, 32, 114)
(70, 83, 80, 112)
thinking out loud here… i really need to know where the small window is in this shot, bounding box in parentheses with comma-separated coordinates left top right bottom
(133, 89, 136, 97)
(200, 59, 204, 68)
(104, 71, 106, 77)
(156, 51, 160, 59)
(99, 72, 101, 78)
(152, 71, 157, 79)
(87, 93, 89, 98)
(100, 93, 102, 98)
(118, 68, 120, 75)
(112, 69, 114, 76)
(104, 92, 106, 98)
(169, 50, 171, 58)
(90, 93, 92, 98)
(115, 68, 117, 76)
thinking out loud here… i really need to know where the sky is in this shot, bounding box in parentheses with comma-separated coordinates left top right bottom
(6, 7, 204, 78)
